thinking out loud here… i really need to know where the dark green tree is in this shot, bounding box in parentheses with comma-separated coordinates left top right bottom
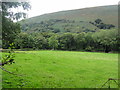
(58, 33, 75, 50)
(74, 32, 86, 50)
(2, 17, 21, 48)
(1, 2, 31, 67)
(2, 2, 31, 48)
(48, 35, 58, 50)
(95, 19, 102, 24)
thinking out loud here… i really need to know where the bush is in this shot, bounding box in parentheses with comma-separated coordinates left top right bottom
(85, 46, 94, 52)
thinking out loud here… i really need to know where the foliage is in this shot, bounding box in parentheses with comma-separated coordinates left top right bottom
(95, 19, 102, 24)
(2, 2, 31, 49)
(2, 17, 21, 48)
(57, 33, 75, 50)
(2, 2, 31, 20)
(14, 32, 48, 50)
(1, 43, 15, 66)
(91, 19, 115, 29)
(13, 29, 118, 53)
(48, 35, 58, 50)
(85, 46, 94, 52)
(92, 29, 118, 52)
(74, 32, 86, 50)
(20, 18, 116, 33)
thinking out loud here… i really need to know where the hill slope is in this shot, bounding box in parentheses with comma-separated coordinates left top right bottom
(20, 5, 118, 33)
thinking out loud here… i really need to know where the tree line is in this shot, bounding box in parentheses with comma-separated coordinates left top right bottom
(4, 29, 118, 53)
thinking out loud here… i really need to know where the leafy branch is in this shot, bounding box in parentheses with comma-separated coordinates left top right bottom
(1, 43, 15, 66)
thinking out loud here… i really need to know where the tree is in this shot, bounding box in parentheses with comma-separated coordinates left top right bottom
(74, 32, 86, 50)
(14, 32, 31, 49)
(2, 2, 31, 49)
(2, 17, 21, 48)
(94, 19, 115, 29)
(1, 2, 31, 66)
(33, 35, 47, 50)
(2, 2, 31, 20)
(58, 33, 75, 50)
(95, 19, 102, 24)
(48, 35, 58, 50)
(92, 29, 118, 53)
(1, 43, 15, 66)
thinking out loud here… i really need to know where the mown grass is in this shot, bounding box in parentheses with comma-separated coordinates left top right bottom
(2, 50, 118, 88)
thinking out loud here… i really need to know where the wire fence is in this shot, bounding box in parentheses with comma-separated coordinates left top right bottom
(101, 78, 120, 89)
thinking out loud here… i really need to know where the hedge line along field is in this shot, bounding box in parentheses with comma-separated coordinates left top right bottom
(2, 50, 118, 88)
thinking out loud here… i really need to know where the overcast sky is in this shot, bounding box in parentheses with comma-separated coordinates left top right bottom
(27, 0, 119, 18)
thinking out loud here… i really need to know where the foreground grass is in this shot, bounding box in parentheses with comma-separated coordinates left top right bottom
(2, 50, 118, 88)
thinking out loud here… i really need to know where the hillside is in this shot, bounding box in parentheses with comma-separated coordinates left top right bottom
(20, 5, 118, 33)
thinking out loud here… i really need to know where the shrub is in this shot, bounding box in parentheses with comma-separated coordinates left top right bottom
(85, 46, 94, 52)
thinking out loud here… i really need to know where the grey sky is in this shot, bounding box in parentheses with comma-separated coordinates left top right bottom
(27, 0, 119, 18)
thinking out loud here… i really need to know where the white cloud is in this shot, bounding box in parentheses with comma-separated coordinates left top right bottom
(28, 0, 119, 18)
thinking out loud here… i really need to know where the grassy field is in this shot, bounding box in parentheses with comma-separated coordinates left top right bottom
(2, 50, 118, 88)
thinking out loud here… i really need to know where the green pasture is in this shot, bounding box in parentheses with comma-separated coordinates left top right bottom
(2, 50, 118, 88)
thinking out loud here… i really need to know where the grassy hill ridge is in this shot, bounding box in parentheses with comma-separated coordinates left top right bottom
(20, 5, 118, 33)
